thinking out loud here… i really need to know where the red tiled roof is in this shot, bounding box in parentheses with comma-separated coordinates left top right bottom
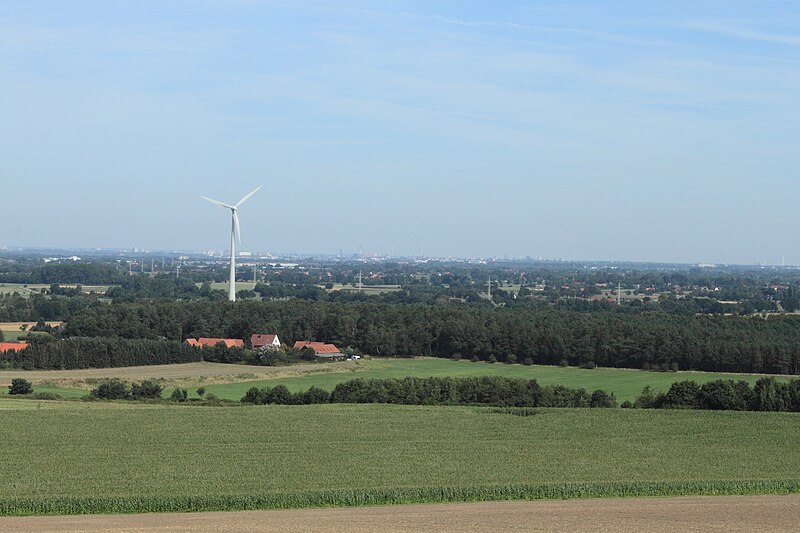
(0, 342, 28, 352)
(251, 334, 278, 348)
(185, 338, 244, 348)
(293, 341, 341, 354)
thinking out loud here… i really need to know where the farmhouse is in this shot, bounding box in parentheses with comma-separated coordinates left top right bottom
(184, 338, 244, 349)
(293, 341, 345, 360)
(0, 342, 28, 352)
(251, 333, 281, 351)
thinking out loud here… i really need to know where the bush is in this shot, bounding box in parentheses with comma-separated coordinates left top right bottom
(633, 386, 659, 409)
(170, 388, 188, 402)
(697, 380, 748, 411)
(301, 386, 331, 404)
(130, 380, 163, 400)
(589, 389, 616, 408)
(266, 385, 293, 404)
(196, 387, 206, 398)
(580, 361, 597, 370)
(30, 392, 62, 400)
(91, 379, 130, 400)
(752, 378, 788, 412)
(660, 381, 700, 409)
(8, 378, 33, 395)
(241, 387, 265, 404)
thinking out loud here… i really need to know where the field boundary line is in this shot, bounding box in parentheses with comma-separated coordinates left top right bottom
(2, 479, 799, 516)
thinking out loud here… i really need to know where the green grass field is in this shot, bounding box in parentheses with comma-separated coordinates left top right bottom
(0, 284, 112, 298)
(0, 401, 798, 514)
(0, 385, 88, 399)
(322, 283, 402, 294)
(192, 358, 793, 403)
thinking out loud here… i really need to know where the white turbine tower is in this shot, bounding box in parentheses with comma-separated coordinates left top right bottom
(201, 186, 261, 302)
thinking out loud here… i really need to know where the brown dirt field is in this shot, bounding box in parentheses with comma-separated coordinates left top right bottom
(0, 361, 360, 388)
(0, 495, 798, 532)
(0, 321, 62, 331)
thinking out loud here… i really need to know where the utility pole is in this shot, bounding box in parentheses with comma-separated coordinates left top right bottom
(176, 261, 180, 278)
(253, 263, 257, 283)
(358, 270, 363, 291)
(487, 275, 492, 302)
(617, 282, 622, 305)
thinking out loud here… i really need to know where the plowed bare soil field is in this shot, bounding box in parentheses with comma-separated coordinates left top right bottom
(1, 495, 798, 532)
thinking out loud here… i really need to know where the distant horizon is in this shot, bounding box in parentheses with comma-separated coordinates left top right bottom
(1, 243, 797, 269)
(2, 2, 798, 265)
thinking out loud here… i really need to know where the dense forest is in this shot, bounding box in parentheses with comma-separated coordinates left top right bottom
(54, 300, 800, 374)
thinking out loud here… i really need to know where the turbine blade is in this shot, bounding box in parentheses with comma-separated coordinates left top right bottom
(233, 210, 241, 243)
(201, 196, 235, 209)
(235, 186, 262, 208)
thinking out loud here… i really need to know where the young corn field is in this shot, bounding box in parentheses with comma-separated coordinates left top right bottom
(1, 401, 798, 515)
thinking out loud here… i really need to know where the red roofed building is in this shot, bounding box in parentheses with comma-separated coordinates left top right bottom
(293, 341, 344, 359)
(0, 342, 28, 353)
(184, 338, 244, 349)
(251, 334, 281, 351)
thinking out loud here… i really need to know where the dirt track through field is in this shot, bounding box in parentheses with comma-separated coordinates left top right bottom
(0, 361, 359, 387)
(1, 495, 798, 532)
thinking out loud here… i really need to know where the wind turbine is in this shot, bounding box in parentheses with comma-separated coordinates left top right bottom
(201, 186, 261, 301)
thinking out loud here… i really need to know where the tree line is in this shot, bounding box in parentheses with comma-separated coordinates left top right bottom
(241, 376, 617, 408)
(632, 377, 800, 411)
(1, 337, 202, 369)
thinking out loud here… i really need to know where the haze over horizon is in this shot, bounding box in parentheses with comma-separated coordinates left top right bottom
(2, 2, 798, 265)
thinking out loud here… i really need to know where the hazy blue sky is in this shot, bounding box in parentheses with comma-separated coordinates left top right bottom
(2, 1, 798, 263)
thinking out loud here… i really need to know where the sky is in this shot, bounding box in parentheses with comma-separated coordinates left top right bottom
(1, 1, 799, 264)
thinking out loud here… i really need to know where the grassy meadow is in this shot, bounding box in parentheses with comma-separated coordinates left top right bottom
(191, 358, 793, 403)
(0, 401, 798, 514)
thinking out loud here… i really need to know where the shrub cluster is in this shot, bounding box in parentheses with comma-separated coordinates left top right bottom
(633, 377, 800, 412)
(8, 378, 33, 395)
(241, 377, 616, 408)
(91, 379, 163, 400)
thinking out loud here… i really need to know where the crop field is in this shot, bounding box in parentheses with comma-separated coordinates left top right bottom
(0, 284, 111, 298)
(206, 281, 257, 292)
(0, 322, 62, 341)
(322, 283, 402, 294)
(0, 401, 798, 515)
(0, 361, 359, 393)
(194, 358, 794, 403)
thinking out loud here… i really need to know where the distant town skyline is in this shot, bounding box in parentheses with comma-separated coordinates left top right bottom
(2, 2, 798, 265)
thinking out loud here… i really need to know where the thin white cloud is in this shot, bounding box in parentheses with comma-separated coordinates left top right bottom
(685, 22, 800, 46)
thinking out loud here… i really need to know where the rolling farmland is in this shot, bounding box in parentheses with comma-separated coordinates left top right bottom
(1, 358, 793, 403)
(0, 401, 798, 515)
(195, 358, 794, 403)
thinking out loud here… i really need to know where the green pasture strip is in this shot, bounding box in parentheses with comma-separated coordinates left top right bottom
(199, 358, 793, 402)
(0, 385, 86, 399)
(1, 480, 798, 516)
(0, 404, 797, 515)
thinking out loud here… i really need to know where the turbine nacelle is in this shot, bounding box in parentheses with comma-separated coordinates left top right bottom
(201, 186, 261, 243)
